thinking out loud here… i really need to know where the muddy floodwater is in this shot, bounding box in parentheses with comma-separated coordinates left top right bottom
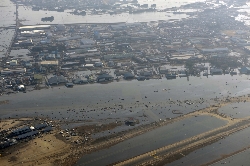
(75, 115, 226, 166)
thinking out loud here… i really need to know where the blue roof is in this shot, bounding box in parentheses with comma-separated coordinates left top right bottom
(16, 131, 39, 140)
(35, 123, 47, 130)
(123, 72, 134, 77)
(11, 126, 31, 135)
(97, 74, 114, 79)
(43, 126, 53, 132)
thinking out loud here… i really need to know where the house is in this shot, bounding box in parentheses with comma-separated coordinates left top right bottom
(42, 126, 53, 133)
(124, 118, 138, 126)
(34, 123, 48, 130)
(80, 38, 95, 45)
(110, 24, 126, 31)
(103, 53, 134, 60)
(108, 61, 115, 67)
(96, 74, 114, 82)
(40, 60, 58, 66)
(48, 76, 67, 85)
(73, 78, 88, 84)
(84, 64, 94, 68)
(201, 48, 229, 54)
(9, 60, 18, 66)
(55, 24, 65, 31)
(210, 68, 223, 75)
(16, 131, 39, 140)
(125, 120, 136, 126)
(1, 68, 26, 75)
(94, 62, 103, 67)
(239, 66, 250, 74)
(34, 74, 43, 80)
(65, 82, 74, 88)
(9, 126, 32, 137)
(139, 71, 152, 77)
(137, 76, 146, 81)
(17, 85, 25, 91)
(123, 72, 134, 80)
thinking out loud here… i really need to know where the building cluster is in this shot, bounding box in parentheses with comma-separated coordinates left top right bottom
(1, 1, 250, 94)
(0, 121, 53, 150)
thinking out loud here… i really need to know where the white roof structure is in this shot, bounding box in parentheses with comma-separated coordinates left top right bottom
(19, 25, 51, 31)
(40, 60, 58, 66)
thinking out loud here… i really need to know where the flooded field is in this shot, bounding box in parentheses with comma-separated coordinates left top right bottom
(210, 148, 250, 166)
(9, 49, 32, 61)
(75, 115, 227, 166)
(0, 29, 15, 58)
(0, 0, 15, 27)
(0, 0, 15, 58)
(167, 127, 250, 166)
(218, 102, 250, 119)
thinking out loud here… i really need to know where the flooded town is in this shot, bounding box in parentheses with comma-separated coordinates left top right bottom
(2, 0, 250, 165)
